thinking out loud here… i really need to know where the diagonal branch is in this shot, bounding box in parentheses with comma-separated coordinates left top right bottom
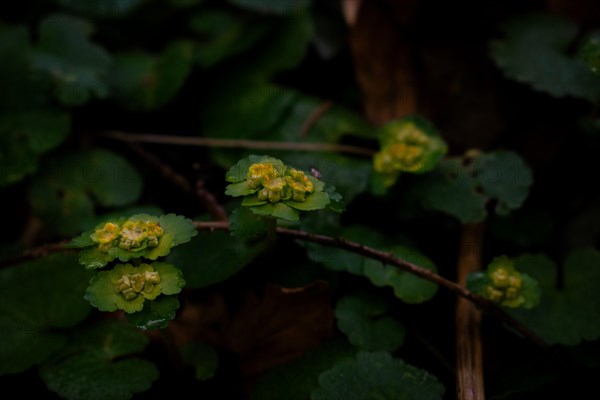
(0, 220, 548, 352)
(101, 131, 376, 157)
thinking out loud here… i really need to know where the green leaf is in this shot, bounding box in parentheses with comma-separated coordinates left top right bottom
(490, 14, 600, 101)
(285, 191, 330, 211)
(152, 262, 186, 295)
(85, 262, 184, 313)
(108, 41, 193, 110)
(252, 339, 357, 400)
(0, 109, 70, 187)
(56, 0, 144, 17)
(581, 34, 600, 75)
(32, 14, 112, 106)
(335, 293, 405, 352)
(39, 321, 158, 400)
(168, 231, 266, 288)
(29, 149, 142, 236)
(311, 352, 445, 400)
(473, 151, 533, 215)
(0, 254, 93, 375)
(225, 181, 257, 197)
(414, 159, 487, 223)
(306, 226, 438, 303)
(180, 343, 219, 381)
(127, 295, 180, 330)
(190, 11, 269, 67)
(230, 207, 269, 240)
(158, 214, 198, 246)
(228, 0, 309, 15)
(251, 203, 300, 221)
(510, 251, 600, 345)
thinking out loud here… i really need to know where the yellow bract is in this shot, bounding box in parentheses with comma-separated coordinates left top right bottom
(286, 168, 314, 201)
(248, 162, 278, 189)
(486, 266, 523, 301)
(374, 123, 432, 175)
(246, 162, 315, 203)
(91, 219, 164, 253)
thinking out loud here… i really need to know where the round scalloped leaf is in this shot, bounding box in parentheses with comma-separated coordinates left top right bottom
(252, 339, 357, 400)
(490, 14, 600, 101)
(509, 251, 600, 345)
(127, 295, 180, 330)
(39, 321, 158, 400)
(312, 352, 445, 400)
(250, 203, 300, 221)
(86, 265, 144, 313)
(473, 151, 533, 215)
(0, 254, 93, 375)
(158, 213, 198, 246)
(335, 294, 405, 352)
(412, 159, 487, 223)
(32, 14, 112, 106)
(152, 262, 185, 295)
(285, 191, 330, 211)
(225, 180, 258, 197)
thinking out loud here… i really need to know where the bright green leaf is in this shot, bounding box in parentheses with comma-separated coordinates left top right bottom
(251, 203, 300, 221)
(312, 352, 445, 400)
(0, 254, 93, 375)
(39, 321, 158, 400)
(335, 293, 405, 352)
(127, 295, 180, 330)
(180, 343, 219, 381)
(510, 251, 600, 345)
(152, 262, 186, 295)
(32, 14, 112, 106)
(285, 191, 330, 211)
(490, 14, 600, 101)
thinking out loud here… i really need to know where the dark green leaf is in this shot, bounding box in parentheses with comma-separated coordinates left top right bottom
(56, 0, 144, 17)
(29, 149, 142, 236)
(335, 293, 405, 352)
(510, 251, 600, 345)
(228, 0, 309, 15)
(229, 207, 269, 240)
(312, 352, 445, 400)
(167, 231, 266, 288)
(39, 321, 158, 400)
(581, 34, 600, 75)
(33, 14, 112, 106)
(127, 295, 180, 330)
(473, 151, 533, 215)
(414, 159, 487, 223)
(252, 339, 356, 400)
(490, 14, 600, 101)
(109, 41, 193, 110)
(180, 343, 219, 381)
(0, 254, 93, 375)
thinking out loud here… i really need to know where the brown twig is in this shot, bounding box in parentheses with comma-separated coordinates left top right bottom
(455, 223, 485, 400)
(126, 143, 228, 221)
(0, 240, 70, 268)
(300, 101, 333, 138)
(102, 131, 376, 157)
(0, 220, 549, 352)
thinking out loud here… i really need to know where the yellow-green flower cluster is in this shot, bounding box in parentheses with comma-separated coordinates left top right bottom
(91, 219, 164, 253)
(117, 268, 161, 301)
(468, 255, 539, 309)
(247, 162, 315, 203)
(373, 117, 447, 188)
(485, 265, 523, 304)
(374, 125, 431, 175)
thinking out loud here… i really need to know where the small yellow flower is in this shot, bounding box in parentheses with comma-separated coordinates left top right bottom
(116, 267, 161, 302)
(91, 222, 121, 252)
(286, 169, 314, 202)
(248, 162, 279, 189)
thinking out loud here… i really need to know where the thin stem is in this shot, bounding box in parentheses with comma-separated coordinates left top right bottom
(300, 101, 333, 138)
(101, 131, 376, 157)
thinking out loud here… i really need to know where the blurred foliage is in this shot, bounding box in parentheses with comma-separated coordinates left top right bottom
(1, 0, 600, 399)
